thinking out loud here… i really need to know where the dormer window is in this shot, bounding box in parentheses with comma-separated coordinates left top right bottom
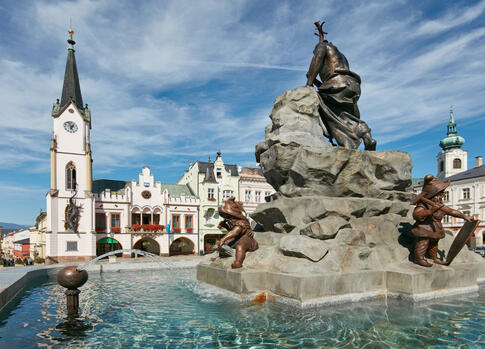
(66, 162, 76, 190)
(216, 168, 222, 178)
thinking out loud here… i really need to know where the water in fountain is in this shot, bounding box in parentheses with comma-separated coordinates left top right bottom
(77, 249, 164, 271)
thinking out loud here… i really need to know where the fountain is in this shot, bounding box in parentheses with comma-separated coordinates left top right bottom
(56, 249, 163, 315)
(197, 20, 485, 306)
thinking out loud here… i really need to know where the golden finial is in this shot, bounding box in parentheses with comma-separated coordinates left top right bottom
(68, 28, 74, 35)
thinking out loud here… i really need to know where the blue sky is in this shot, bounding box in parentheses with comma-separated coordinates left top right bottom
(1, 0, 484, 225)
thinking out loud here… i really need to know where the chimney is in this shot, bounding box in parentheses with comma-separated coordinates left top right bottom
(476, 156, 483, 167)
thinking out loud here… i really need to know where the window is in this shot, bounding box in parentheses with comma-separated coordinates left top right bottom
(111, 213, 120, 228)
(463, 188, 470, 200)
(153, 214, 160, 225)
(255, 191, 261, 202)
(132, 213, 141, 225)
(172, 214, 181, 233)
(439, 161, 444, 172)
(223, 190, 233, 200)
(66, 241, 78, 251)
(208, 188, 215, 200)
(95, 213, 106, 232)
(444, 191, 449, 202)
(265, 191, 271, 198)
(185, 215, 193, 232)
(216, 168, 222, 178)
(245, 190, 251, 202)
(443, 215, 450, 223)
(66, 162, 77, 190)
(453, 158, 462, 169)
(142, 214, 151, 224)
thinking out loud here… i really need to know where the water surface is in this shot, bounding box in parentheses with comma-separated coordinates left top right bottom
(0, 268, 483, 348)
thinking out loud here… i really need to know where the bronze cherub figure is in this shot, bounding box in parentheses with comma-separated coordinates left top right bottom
(216, 197, 258, 269)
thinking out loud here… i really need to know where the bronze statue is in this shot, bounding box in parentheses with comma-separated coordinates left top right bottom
(306, 21, 376, 150)
(411, 175, 475, 267)
(65, 189, 81, 232)
(216, 197, 258, 268)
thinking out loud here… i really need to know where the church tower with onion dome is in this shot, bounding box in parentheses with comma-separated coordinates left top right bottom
(436, 107, 467, 179)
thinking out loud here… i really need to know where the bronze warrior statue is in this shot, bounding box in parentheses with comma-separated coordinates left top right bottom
(306, 21, 376, 151)
(65, 189, 81, 233)
(217, 197, 258, 269)
(411, 175, 474, 267)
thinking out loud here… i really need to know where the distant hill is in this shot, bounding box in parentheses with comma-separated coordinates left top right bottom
(0, 222, 31, 234)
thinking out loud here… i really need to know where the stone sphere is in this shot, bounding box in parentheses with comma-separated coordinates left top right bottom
(57, 266, 88, 290)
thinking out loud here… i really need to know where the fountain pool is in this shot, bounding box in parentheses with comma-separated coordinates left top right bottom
(0, 268, 484, 348)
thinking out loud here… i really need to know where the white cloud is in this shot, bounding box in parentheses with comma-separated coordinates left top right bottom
(0, 0, 484, 173)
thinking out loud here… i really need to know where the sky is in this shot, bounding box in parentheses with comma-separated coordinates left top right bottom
(1, 0, 484, 225)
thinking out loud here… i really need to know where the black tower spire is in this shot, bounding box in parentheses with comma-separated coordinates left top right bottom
(60, 28, 83, 111)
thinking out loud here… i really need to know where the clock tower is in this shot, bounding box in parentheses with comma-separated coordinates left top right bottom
(46, 29, 96, 263)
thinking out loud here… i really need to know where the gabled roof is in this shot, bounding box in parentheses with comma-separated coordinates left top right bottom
(197, 161, 239, 180)
(446, 165, 485, 182)
(161, 184, 197, 197)
(92, 179, 129, 194)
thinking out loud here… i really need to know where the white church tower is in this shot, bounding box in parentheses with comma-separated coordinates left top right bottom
(46, 29, 96, 263)
(436, 107, 467, 179)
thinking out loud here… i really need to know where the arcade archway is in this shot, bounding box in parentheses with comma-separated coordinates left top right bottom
(170, 237, 195, 256)
(133, 237, 160, 255)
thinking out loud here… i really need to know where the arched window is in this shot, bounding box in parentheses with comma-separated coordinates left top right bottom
(66, 162, 77, 190)
(453, 158, 461, 169)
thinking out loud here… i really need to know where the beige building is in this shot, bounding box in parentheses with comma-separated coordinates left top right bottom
(238, 167, 275, 217)
(30, 211, 47, 259)
(177, 152, 239, 254)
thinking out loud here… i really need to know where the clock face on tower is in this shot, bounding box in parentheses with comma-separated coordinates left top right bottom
(63, 121, 78, 133)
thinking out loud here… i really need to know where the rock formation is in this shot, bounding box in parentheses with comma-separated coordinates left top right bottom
(210, 86, 482, 273)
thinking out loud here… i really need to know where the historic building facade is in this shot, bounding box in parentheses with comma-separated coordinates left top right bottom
(177, 152, 239, 254)
(238, 167, 275, 217)
(45, 31, 200, 262)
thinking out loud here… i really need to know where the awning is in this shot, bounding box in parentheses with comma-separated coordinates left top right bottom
(97, 237, 119, 244)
